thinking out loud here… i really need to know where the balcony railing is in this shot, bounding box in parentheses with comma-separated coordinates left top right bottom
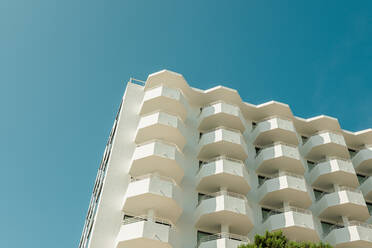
(130, 173, 177, 186)
(198, 155, 244, 172)
(348, 220, 372, 229)
(258, 171, 304, 187)
(255, 141, 298, 158)
(198, 232, 249, 247)
(202, 100, 239, 109)
(122, 215, 173, 227)
(262, 207, 312, 222)
(197, 191, 247, 206)
(135, 138, 182, 152)
(315, 186, 361, 202)
(200, 126, 243, 140)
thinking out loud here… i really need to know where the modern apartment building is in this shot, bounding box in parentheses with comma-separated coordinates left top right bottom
(79, 70, 372, 248)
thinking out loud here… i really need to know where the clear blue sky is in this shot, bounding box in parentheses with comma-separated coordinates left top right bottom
(1, 1, 372, 247)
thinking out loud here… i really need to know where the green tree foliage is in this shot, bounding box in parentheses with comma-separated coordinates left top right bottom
(238, 231, 332, 248)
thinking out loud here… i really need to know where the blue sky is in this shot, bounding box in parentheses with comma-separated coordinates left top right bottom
(1, 1, 372, 247)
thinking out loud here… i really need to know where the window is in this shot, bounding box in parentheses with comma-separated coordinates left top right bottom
(321, 221, 343, 236)
(313, 189, 325, 201)
(252, 122, 257, 129)
(307, 160, 316, 171)
(367, 202, 372, 215)
(348, 148, 357, 158)
(357, 174, 367, 184)
(197, 231, 213, 244)
(198, 193, 206, 205)
(258, 175, 268, 187)
(261, 207, 281, 222)
(255, 147, 262, 156)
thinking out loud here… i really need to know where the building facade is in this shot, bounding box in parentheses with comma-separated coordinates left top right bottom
(79, 70, 372, 248)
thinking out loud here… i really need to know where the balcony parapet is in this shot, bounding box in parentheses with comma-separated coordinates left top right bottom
(307, 157, 358, 190)
(198, 233, 249, 248)
(352, 147, 372, 175)
(258, 172, 311, 209)
(251, 116, 298, 146)
(116, 216, 174, 248)
(135, 111, 186, 149)
(198, 101, 247, 132)
(302, 131, 349, 160)
(196, 156, 250, 195)
(198, 127, 248, 161)
(261, 207, 319, 242)
(314, 188, 369, 222)
(324, 221, 372, 248)
(140, 85, 188, 121)
(255, 142, 304, 175)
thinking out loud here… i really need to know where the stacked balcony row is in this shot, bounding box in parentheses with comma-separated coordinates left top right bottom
(197, 101, 252, 247)
(118, 86, 188, 248)
(118, 84, 372, 248)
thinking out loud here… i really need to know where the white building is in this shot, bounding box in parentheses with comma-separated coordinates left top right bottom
(79, 70, 372, 248)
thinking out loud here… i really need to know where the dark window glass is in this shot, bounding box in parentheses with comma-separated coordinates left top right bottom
(314, 189, 325, 201)
(357, 174, 367, 184)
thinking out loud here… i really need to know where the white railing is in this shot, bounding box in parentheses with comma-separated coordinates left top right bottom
(284, 206, 312, 215)
(258, 171, 304, 187)
(205, 155, 244, 164)
(262, 207, 311, 222)
(197, 191, 247, 206)
(135, 138, 182, 153)
(316, 156, 351, 164)
(138, 109, 184, 124)
(198, 156, 244, 173)
(198, 232, 249, 246)
(312, 130, 342, 136)
(337, 186, 361, 193)
(258, 115, 294, 123)
(255, 141, 298, 158)
(276, 171, 304, 179)
(348, 220, 372, 229)
(130, 173, 177, 186)
(202, 100, 239, 109)
(123, 214, 173, 227)
(201, 126, 242, 136)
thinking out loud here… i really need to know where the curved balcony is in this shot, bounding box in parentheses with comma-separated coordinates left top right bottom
(135, 112, 186, 150)
(302, 131, 349, 161)
(359, 177, 372, 202)
(195, 192, 253, 235)
(263, 208, 319, 242)
(122, 174, 182, 224)
(140, 85, 188, 121)
(352, 148, 372, 175)
(198, 233, 249, 248)
(198, 128, 248, 161)
(324, 222, 372, 248)
(130, 140, 184, 184)
(258, 173, 311, 209)
(116, 217, 174, 248)
(314, 188, 369, 222)
(308, 158, 358, 190)
(255, 142, 304, 176)
(196, 157, 250, 195)
(251, 117, 298, 146)
(198, 101, 247, 133)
